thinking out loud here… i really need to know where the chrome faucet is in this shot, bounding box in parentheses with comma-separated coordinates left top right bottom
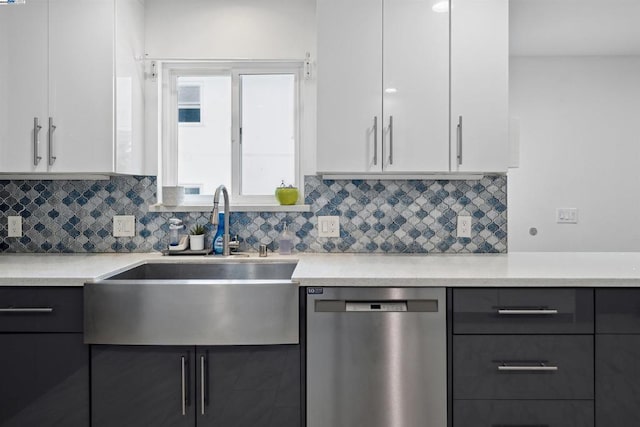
(211, 185, 231, 256)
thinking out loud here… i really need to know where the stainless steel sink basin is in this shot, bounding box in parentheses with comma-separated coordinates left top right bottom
(84, 261, 299, 346)
(105, 261, 297, 281)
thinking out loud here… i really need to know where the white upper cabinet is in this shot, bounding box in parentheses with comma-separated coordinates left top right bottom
(0, 0, 49, 173)
(0, 0, 145, 175)
(317, 0, 383, 173)
(48, 0, 115, 173)
(450, 0, 509, 173)
(317, 0, 509, 174)
(383, 0, 449, 173)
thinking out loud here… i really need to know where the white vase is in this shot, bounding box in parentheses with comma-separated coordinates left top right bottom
(189, 234, 205, 251)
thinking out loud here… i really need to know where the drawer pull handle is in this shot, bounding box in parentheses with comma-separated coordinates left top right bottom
(497, 309, 558, 315)
(0, 307, 54, 313)
(497, 362, 558, 372)
(493, 425, 549, 427)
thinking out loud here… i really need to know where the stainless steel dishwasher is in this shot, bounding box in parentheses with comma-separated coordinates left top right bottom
(307, 287, 447, 427)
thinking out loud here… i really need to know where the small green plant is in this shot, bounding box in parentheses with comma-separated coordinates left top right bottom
(189, 224, 206, 235)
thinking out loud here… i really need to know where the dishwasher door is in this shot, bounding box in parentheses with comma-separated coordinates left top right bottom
(307, 287, 447, 427)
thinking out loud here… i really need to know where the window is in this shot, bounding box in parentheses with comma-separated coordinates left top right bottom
(162, 62, 301, 205)
(177, 84, 202, 124)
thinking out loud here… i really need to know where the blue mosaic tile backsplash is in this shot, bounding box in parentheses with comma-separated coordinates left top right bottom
(0, 175, 507, 253)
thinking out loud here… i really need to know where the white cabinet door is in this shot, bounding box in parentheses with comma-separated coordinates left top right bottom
(0, 0, 49, 173)
(316, 0, 383, 173)
(451, 0, 509, 172)
(114, 0, 146, 175)
(383, 0, 450, 172)
(48, 0, 115, 173)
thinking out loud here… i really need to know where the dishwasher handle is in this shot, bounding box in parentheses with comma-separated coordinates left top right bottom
(315, 299, 438, 313)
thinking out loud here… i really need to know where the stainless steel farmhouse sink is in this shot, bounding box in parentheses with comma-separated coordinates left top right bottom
(84, 261, 299, 346)
(103, 261, 296, 281)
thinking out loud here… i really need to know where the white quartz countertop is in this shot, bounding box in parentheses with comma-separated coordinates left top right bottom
(2, 252, 640, 287)
(0, 253, 161, 286)
(292, 252, 640, 286)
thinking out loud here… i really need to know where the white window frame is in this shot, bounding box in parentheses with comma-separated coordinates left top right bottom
(161, 61, 303, 206)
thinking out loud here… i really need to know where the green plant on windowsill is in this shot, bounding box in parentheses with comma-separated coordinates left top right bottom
(189, 224, 206, 236)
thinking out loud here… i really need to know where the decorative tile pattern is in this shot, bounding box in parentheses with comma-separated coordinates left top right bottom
(0, 175, 507, 254)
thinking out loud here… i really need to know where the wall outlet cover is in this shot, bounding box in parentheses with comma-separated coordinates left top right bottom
(7, 216, 22, 238)
(456, 215, 472, 238)
(317, 216, 340, 238)
(113, 215, 136, 237)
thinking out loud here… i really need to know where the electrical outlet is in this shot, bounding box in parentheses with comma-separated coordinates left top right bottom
(317, 216, 340, 238)
(556, 208, 578, 224)
(456, 215, 472, 238)
(7, 216, 22, 237)
(113, 215, 136, 237)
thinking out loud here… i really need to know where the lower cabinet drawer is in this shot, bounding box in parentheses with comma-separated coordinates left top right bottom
(453, 335, 593, 399)
(454, 400, 594, 427)
(0, 287, 83, 332)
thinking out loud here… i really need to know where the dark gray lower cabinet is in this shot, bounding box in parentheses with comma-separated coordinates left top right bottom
(596, 335, 640, 425)
(91, 346, 195, 427)
(0, 333, 89, 427)
(453, 335, 594, 400)
(454, 400, 594, 427)
(92, 345, 301, 427)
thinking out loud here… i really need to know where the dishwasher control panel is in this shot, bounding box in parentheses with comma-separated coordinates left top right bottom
(345, 301, 408, 312)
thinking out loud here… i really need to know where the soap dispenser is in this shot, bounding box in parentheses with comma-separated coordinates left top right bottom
(213, 213, 225, 255)
(168, 218, 186, 250)
(278, 222, 293, 255)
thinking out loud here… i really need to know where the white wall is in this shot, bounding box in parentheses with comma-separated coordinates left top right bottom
(144, 0, 317, 179)
(508, 56, 640, 251)
(0, 12, 7, 145)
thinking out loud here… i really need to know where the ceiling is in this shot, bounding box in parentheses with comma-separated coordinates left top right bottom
(510, 0, 640, 56)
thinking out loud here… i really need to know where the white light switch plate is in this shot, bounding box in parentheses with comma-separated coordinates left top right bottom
(317, 216, 340, 238)
(456, 215, 472, 238)
(556, 208, 578, 224)
(113, 215, 136, 237)
(7, 216, 22, 237)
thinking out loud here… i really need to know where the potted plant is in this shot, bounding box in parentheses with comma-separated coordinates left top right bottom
(189, 224, 206, 251)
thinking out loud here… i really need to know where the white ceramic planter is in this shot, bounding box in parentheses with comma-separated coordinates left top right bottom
(189, 234, 205, 251)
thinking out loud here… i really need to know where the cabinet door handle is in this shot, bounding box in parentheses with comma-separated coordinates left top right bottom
(497, 309, 558, 315)
(48, 117, 57, 166)
(181, 356, 189, 416)
(497, 362, 558, 372)
(200, 355, 206, 415)
(388, 115, 394, 165)
(493, 424, 549, 427)
(0, 307, 54, 313)
(456, 115, 463, 166)
(33, 117, 43, 166)
(373, 116, 378, 166)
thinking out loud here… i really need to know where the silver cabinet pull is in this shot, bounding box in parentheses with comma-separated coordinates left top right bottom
(181, 356, 187, 416)
(0, 307, 54, 313)
(200, 355, 206, 415)
(497, 309, 559, 315)
(498, 364, 558, 372)
(33, 117, 42, 166)
(388, 115, 394, 165)
(492, 424, 550, 427)
(373, 116, 378, 166)
(48, 117, 57, 166)
(456, 116, 463, 166)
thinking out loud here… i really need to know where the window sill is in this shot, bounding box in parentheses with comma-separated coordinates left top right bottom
(148, 203, 312, 213)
